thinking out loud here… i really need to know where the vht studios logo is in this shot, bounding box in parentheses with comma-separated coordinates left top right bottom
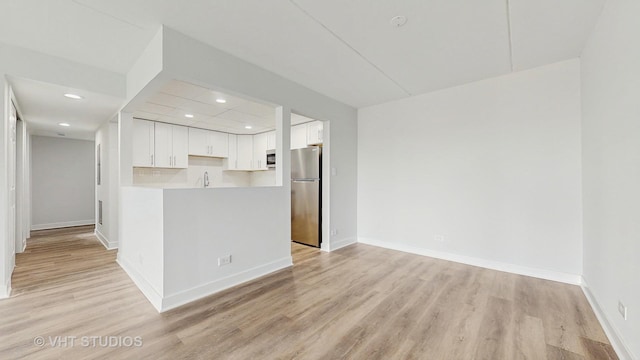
(34, 336, 143, 348)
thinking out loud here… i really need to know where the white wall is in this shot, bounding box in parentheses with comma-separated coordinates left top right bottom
(31, 135, 95, 230)
(162, 187, 291, 310)
(95, 119, 119, 248)
(358, 59, 583, 281)
(118, 186, 164, 310)
(581, 0, 640, 358)
(117, 186, 291, 312)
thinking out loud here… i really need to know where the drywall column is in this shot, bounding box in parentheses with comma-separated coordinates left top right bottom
(275, 106, 291, 187)
(118, 111, 134, 247)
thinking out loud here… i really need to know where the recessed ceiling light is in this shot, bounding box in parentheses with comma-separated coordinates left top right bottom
(245, 125, 252, 129)
(216, 98, 227, 104)
(185, 114, 194, 118)
(58, 122, 71, 127)
(63, 93, 83, 100)
(390, 15, 408, 27)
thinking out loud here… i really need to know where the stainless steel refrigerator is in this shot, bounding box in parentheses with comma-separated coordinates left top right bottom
(291, 146, 321, 247)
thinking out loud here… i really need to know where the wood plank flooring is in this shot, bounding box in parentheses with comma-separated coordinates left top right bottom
(0, 226, 617, 359)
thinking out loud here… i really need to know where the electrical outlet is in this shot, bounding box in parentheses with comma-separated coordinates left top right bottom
(218, 255, 232, 266)
(618, 301, 627, 320)
(330, 229, 338, 236)
(434, 235, 445, 243)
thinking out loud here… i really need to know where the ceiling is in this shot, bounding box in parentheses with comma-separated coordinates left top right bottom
(134, 80, 314, 135)
(0, 0, 605, 108)
(9, 77, 123, 140)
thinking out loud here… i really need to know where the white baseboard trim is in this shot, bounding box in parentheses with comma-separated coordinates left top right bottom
(328, 237, 357, 252)
(116, 255, 163, 312)
(581, 278, 635, 360)
(161, 256, 293, 312)
(95, 229, 118, 250)
(357, 237, 582, 285)
(32, 220, 95, 231)
(0, 277, 10, 299)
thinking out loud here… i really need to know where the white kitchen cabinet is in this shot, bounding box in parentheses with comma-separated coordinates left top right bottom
(291, 124, 308, 150)
(266, 130, 276, 151)
(189, 128, 229, 158)
(226, 134, 253, 170)
(132, 119, 155, 167)
(226, 134, 238, 170)
(210, 131, 229, 157)
(188, 128, 209, 157)
(237, 135, 254, 170)
(253, 132, 269, 170)
(154, 122, 188, 169)
(307, 121, 323, 145)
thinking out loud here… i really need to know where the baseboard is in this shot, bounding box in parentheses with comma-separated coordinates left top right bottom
(160, 256, 293, 312)
(581, 278, 635, 360)
(0, 277, 10, 299)
(94, 229, 118, 250)
(31, 220, 95, 231)
(329, 237, 357, 252)
(116, 255, 163, 312)
(357, 237, 582, 285)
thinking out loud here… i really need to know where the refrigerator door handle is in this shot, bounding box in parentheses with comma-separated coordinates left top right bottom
(292, 179, 319, 182)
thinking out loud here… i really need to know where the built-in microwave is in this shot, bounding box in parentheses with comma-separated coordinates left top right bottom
(266, 149, 276, 168)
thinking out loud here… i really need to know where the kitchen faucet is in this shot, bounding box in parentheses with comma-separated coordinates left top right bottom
(204, 171, 210, 188)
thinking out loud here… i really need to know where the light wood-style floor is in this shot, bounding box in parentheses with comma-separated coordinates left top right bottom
(0, 226, 617, 359)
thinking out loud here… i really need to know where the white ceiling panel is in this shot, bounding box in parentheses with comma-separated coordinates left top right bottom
(10, 77, 124, 140)
(1, 1, 605, 108)
(292, 0, 512, 96)
(509, 0, 605, 71)
(0, 0, 157, 73)
(134, 80, 284, 135)
(72, 0, 408, 107)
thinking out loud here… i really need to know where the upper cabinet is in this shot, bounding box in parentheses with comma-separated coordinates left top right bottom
(132, 119, 155, 167)
(188, 128, 229, 158)
(154, 122, 188, 169)
(307, 121, 323, 145)
(226, 134, 254, 171)
(291, 121, 324, 149)
(266, 130, 276, 151)
(133, 120, 324, 171)
(291, 124, 308, 150)
(253, 132, 269, 170)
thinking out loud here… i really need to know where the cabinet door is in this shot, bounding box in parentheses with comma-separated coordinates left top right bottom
(226, 134, 238, 170)
(253, 133, 268, 170)
(172, 125, 189, 168)
(154, 122, 172, 168)
(188, 128, 209, 156)
(210, 131, 229, 158)
(266, 130, 276, 151)
(307, 121, 323, 145)
(291, 124, 308, 150)
(132, 119, 154, 167)
(237, 135, 254, 170)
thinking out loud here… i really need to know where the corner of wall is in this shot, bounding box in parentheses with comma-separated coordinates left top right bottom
(581, 277, 635, 360)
